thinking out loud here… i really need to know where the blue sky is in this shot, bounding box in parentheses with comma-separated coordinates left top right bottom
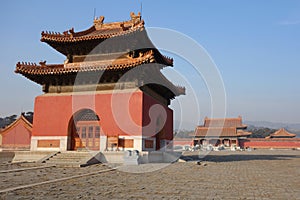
(0, 1, 300, 129)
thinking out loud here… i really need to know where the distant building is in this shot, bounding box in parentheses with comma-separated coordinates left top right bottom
(240, 128, 300, 149)
(0, 113, 32, 150)
(193, 116, 252, 148)
(173, 138, 194, 151)
(266, 128, 296, 139)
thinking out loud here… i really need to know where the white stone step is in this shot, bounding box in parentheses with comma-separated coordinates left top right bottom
(42, 151, 97, 167)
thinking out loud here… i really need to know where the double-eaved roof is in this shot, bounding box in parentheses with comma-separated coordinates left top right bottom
(15, 12, 185, 99)
(194, 116, 251, 138)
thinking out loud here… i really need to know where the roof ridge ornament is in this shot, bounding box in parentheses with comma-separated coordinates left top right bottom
(94, 16, 105, 29)
(39, 60, 46, 66)
(130, 12, 141, 25)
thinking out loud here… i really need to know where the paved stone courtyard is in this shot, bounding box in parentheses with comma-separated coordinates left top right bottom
(0, 149, 299, 199)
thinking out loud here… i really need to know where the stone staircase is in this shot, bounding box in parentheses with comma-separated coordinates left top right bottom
(41, 151, 98, 167)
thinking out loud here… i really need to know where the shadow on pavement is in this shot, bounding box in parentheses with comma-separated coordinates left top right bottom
(180, 153, 300, 162)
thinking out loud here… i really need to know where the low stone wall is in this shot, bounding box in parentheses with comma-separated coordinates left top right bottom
(98, 152, 124, 163)
(0, 145, 30, 151)
(12, 151, 56, 163)
(0, 152, 15, 163)
(99, 151, 182, 164)
(240, 138, 300, 149)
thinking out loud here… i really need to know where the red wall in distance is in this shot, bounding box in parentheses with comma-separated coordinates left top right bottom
(1, 118, 31, 150)
(240, 138, 300, 149)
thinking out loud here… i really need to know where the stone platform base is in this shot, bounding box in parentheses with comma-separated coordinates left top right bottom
(97, 151, 182, 164)
(0, 151, 56, 163)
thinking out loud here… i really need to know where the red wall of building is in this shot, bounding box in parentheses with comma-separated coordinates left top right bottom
(1, 120, 31, 149)
(239, 138, 300, 149)
(173, 139, 193, 146)
(142, 93, 173, 140)
(32, 90, 144, 138)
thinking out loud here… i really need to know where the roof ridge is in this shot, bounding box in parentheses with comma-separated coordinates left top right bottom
(271, 128, 296, 136)
(40, 13, 145, 43)
(0, 114, 32, 135)
(205, 117, 242, 120)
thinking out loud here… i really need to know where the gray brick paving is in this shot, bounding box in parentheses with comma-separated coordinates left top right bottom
(0, 149, 299, 199)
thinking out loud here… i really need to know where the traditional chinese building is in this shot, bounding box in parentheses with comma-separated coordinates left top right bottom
(239, 128, 300, 149)
(0, 113, 32, 150)
(193, 116, 252, 147)
(15, 12, 185, 152)
(265, 128, 296, 139)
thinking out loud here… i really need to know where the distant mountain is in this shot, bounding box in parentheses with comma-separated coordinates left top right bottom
(245, 121, 300, 137)
(0, 115, 17, 129)
(245, 121, 300, 129)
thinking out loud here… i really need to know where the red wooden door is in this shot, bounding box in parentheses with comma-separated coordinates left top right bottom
(74, 122, 100, 151)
